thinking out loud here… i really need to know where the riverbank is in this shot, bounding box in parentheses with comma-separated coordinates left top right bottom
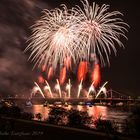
(0, 116, 139, 140)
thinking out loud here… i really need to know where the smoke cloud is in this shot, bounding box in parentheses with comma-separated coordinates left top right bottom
(0, 0, 49, 97)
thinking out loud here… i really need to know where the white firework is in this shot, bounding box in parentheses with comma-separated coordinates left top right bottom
(25, 0, 128, 70)
(25, 5, 84, 70)
(76, 0, 129, 66)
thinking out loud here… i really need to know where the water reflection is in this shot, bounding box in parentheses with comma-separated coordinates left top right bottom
(25, 104, 130, 133)
(32, 105, 49, 120)
(87, 106, 107, 120)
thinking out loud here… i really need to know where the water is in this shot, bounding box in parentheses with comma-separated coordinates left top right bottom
(23, 104, 131, 133)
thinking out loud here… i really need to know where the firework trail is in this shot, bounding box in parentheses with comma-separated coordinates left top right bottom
(47, 66, 53, 80)
(25, 0, 128, 89)
(76, 0, 128, 66)
(55, 79, 62, 98)
(95, 81, 108, 99)
(64, 56, 72, 70)
(66, 79, 71, 98)
(25, 0, 128, 70)
(25, 5, 83, 70)
(87, 82, 96, 98)
(77, 79, 83, 98)
(34, 82, 45, 98)
(44, 80, 53, 98)
(91, 63, 101, 87)
(59, 66, 66, 85)
(77, 61, 87, 82)
(41, 65, 46, 72)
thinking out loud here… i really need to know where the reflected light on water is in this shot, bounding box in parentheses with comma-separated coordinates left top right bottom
(87, 106, 107, 120)
(63, 105, 72, 110)
(32, 105, 108, 121)
(32, 105, 49, 120)
(26, 104, 129, 133)
(76, 105, 86, 111)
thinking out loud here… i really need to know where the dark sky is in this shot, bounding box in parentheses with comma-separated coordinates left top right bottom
(0, 0, 139, 97)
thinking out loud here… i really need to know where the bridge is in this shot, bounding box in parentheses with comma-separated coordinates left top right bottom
(3, 89, 139, 106)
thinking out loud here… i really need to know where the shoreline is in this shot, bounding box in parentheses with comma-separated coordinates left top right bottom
(0, 116, 139, 140)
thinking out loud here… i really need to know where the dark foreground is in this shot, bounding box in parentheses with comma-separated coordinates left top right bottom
(0, 117, 139, 140)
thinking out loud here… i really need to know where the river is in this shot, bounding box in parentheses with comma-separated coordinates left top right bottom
(23, 104, 132, 133)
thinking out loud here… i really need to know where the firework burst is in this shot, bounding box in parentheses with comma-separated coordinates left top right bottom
(25, 5, 83, 70)
(25, 0, 128, 71)
(76, 0, 129, 66)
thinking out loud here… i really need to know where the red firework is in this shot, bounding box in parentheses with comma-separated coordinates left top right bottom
(47, 66, 53, 80)
(38, 75, 44, 84)
(41, 65, 46, 72)
(64, 56, 71, 70)
(59, 66, 66, 85)
(77, 61, 87, 82)
(91, 63, 101, 87)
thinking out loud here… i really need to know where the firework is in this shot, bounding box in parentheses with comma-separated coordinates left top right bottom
(25, 5, 83, 70)
(95, 81, 108, 98)
(41, 65, 46, 72)
(47, 66, 53, 80)
(76, 0, 128, 66)
(59, 66, 66, 85)
(87, 82, 96, 98)
(77, 79, 83, 98)
(34, 82, 45, 98)
(64, 56, 72, 70)
(66, 79, 71, 98)
(91, 63, 101, 87)
(77, 61, 87, 82)
(44, 80, 53, 98)
(38, 75, 44, 84)
(25, 0, 128, 89)
(55, 79, 62, 98)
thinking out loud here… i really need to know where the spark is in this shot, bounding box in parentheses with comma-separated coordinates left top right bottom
(95, 81, 108, 99)
(34, 82, 45, 98)
(66, 79, 71, 98)
(30, 86, 39, 98)
(87, 82, 96, 98)
(44, 80, 53, 98)
(77, 79, 83, 98)
(47, 66, 53, 80)
(55, 79, 62, 98)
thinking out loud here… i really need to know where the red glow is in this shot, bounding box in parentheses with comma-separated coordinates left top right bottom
(38, 75, 44, 84)
(47, 66, 53, 80)
(41, 65, 46, 72)
(93, 106, 100, 119)
(64, 56, 71, 70)
(77, 61, 87, 82)
(59, 66, 66, 85)
(92, 106, 107, 120)
(91, 63, 101, 87)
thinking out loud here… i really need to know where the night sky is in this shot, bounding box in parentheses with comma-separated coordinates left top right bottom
(0, 0, 139, 97)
